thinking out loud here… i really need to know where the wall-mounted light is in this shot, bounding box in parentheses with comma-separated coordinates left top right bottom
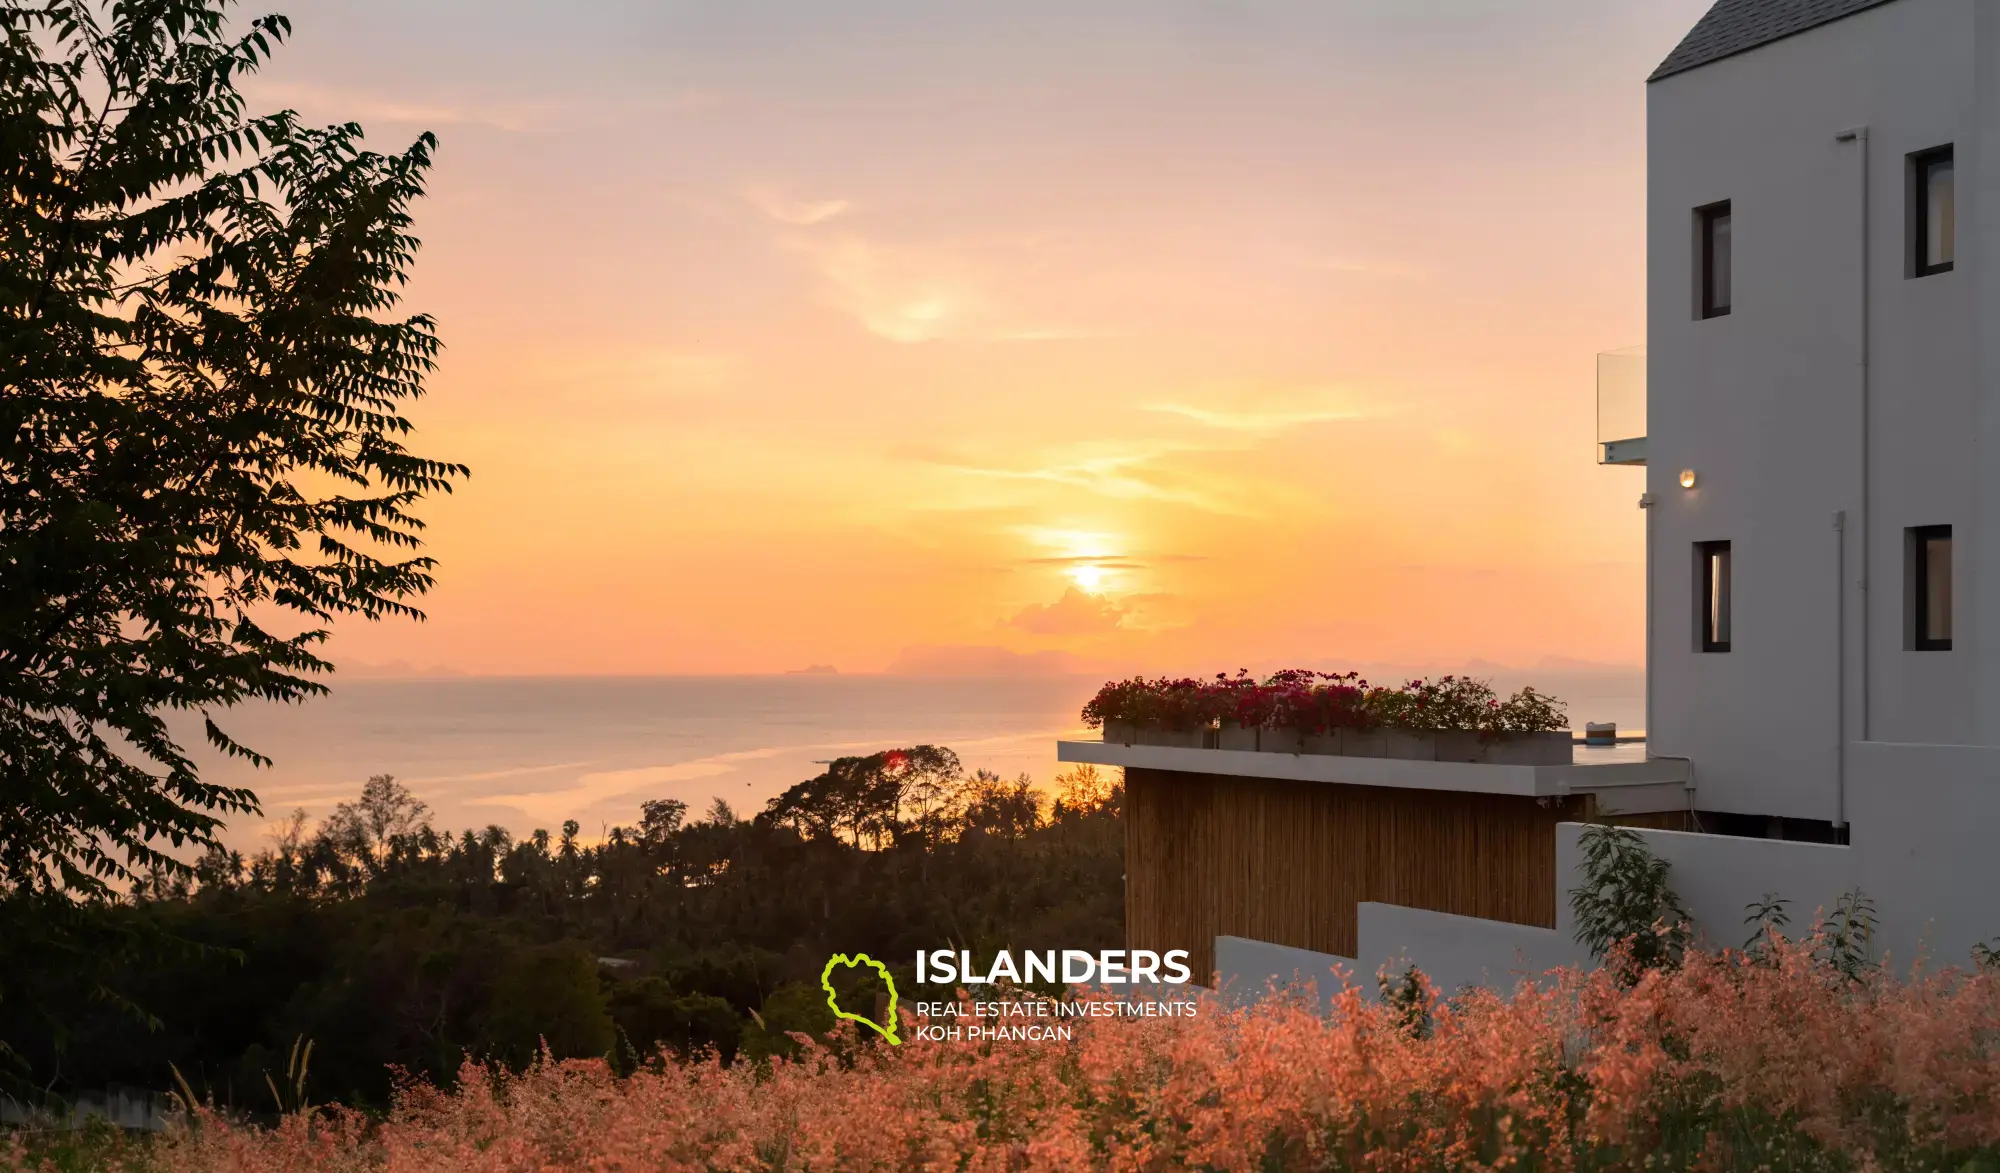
(1679, 469, 1698, 490)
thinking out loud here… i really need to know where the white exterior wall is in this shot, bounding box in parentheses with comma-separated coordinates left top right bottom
(1848, 740, 2000, 958)
(1647, 0, 1981, 820)
(1973, 0, 2000, 740)
(1555, 824, 1856, 949)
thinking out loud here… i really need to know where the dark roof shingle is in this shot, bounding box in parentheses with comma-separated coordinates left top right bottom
(1651, 0, 1903, 81)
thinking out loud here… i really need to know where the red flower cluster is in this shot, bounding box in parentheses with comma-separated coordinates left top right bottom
(1081, 670, 1568, 734)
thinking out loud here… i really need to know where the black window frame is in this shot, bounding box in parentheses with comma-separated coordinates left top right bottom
(1697, 540, 1732, 653)
(1698, 201, 1732, 319)
(1911, 525, 1953, 651)
(1912, 146, 1955, 278)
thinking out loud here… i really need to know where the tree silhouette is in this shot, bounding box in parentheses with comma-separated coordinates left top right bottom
(1, 0, 462, 901)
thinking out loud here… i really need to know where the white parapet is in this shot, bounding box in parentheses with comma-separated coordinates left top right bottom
(1358, 904, 1584, 998)
(1214, 936, 1353, 1013)
(1215, 909, 1585, 1012)
(1058, 739, 1690, 808)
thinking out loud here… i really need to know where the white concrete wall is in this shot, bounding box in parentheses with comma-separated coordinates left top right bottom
(1973, 0, 2000, 741)
(1214, 935, 1354, 1012)
(1849, 739, 2000, 961)
(1648, 0, 1982, 821)
(1556, 823, 1856, 949)
(1219, 915, 1582, 1010)
(1357, 903, 1582, 998)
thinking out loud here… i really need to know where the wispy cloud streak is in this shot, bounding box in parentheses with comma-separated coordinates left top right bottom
(1145, 403, 1367, 432)
(745, 185, 854, 226)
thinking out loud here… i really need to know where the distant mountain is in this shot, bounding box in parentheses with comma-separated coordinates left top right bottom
(785, 664, 840, 675)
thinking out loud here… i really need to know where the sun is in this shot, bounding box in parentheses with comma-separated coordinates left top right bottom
(1068, 563, 1108, 593)
(1017, 525, 1128, 595)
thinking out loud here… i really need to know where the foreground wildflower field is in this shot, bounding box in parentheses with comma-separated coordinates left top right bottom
(8, 935, 2000, 1173)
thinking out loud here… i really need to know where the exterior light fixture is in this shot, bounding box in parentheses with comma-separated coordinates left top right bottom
(1679, 469, 1698, 489)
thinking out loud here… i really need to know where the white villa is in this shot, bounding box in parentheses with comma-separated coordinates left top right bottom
(1059, 0, 2000, 996)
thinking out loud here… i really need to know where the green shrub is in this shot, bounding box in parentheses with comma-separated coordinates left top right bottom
(478, 944, 615, 1067)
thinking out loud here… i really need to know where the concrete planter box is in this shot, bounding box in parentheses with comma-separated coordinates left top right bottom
(1485, 730, 1573, 765)
(1383, 730, 1437, 761)
(1217, 721, 1260, 751)
(1133, 724, 1208, 749)
(1331, 728, 1386, 758)
(1298, 730, 1338, 756)
(1262, 725, 1305, 754)
(1105, 723, 1571, 764)
(1433, 731, 1487, 763)
(1301, 729, 1380, 756)
(1435, 730, 1573, 765)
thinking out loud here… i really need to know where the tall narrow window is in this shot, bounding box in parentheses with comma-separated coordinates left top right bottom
(1911, 525, 1953, 650)
(1913, 147, 1955, 276)
(1698, 201, 1732, 318)
(1697, 540, 1731, 652)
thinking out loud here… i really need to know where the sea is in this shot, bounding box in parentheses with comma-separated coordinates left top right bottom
(183, 670, 1646, 852)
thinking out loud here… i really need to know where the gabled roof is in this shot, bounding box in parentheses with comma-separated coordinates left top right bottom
(1650, 0, 1903, 81)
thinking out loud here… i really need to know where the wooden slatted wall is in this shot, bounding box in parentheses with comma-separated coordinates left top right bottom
(1124, 767, 1590, 984)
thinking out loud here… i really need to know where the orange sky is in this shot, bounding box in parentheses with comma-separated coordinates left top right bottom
(244, 0, 1713, 677)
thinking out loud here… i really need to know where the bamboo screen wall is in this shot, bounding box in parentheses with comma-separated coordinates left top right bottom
(1124, 767, 1594, 984)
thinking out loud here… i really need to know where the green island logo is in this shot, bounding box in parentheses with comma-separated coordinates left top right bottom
(821, 953, 901, 1045)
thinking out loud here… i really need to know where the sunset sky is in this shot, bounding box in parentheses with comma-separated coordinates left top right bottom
(246, 0, 1711, 678)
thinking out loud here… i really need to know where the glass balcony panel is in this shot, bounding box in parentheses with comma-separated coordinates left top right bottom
(1597, 346, 1646, 465)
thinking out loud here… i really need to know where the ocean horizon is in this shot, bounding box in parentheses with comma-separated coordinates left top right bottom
(182, 668, 1646, 854)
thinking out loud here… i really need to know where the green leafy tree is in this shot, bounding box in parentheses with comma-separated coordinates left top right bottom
(0, 0, 462, 900)
(1568, 823, 1691, 981)
(479, 943, 615, 1068)
(739, 980, 837, 1064)
(608, 976, 740, 1067)
(0, 754, 1126, 1106)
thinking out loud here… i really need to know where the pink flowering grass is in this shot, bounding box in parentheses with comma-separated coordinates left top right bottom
(10, 934, 2000, 1172)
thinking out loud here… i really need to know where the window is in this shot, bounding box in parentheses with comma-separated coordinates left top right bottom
(1912, 147, 1955, 276)
(1911, 525, 1953, 651)
(1698, 201, 1732, 318)
(1696, 541, 1732, 652)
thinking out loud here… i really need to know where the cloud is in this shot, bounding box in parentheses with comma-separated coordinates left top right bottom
(786, 235, 985, 343)
(1144, 402, 1367, 433)
(249, 81, 549, 133)
(745, 185, 854, 226)
(885, 644, 1094, 676)
(1007, 587, 1126, 637)
(781, 233, 1094, 345)
(938, 450, 1242, 513)
(1023, 556, 1150, 571)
